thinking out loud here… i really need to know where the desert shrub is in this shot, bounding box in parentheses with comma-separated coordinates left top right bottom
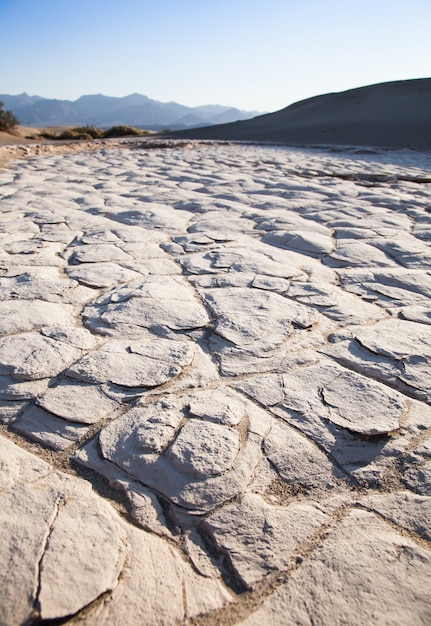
(0, 101, 18, 132)
(103, 125, 145, 138)
(36, 126, 104, 140)
(36, 125, 149, 141)
(58, 126, 105, 140)
(37, 131, 61, 140)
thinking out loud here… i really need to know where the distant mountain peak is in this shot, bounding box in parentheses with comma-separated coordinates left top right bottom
(1, 92, 260, 129)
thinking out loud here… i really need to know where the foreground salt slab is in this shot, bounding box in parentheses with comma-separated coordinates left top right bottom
(0, 437, 127, 624)
(66, 337, 196, 387)
(239, 510, 431, 626)
(0, 437, 231, 625)
(1, 142, 431, 625)
(93, 389, 271, 513)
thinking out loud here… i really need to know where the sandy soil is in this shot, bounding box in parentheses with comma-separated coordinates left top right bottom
(0, 127, 184, 170)
(0, 125, 82, 146)
(0, 125, 39, 146)
(0, 126, 84, 168)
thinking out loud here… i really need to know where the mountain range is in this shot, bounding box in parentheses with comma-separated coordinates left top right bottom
(173, 78, 431, 150)
(0, 93, 260, 130)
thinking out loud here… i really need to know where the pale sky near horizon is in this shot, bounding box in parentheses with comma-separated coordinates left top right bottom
(1, 0, 430, 113)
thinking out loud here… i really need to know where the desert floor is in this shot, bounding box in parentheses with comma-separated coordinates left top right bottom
(1, 138, 431, 625)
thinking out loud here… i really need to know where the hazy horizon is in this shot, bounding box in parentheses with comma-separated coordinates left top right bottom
(1, 0, 430, 112)
(0, 90, 265, 114)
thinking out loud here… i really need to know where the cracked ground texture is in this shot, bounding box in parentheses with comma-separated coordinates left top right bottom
(1, 140, 431, 625)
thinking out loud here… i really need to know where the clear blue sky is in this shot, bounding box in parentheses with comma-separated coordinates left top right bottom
(1, 0, 430, 112)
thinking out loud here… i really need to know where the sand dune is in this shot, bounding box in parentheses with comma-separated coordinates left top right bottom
(174, 78, 431, 149)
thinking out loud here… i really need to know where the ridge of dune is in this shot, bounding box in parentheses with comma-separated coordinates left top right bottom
(173, 78, 431, 149)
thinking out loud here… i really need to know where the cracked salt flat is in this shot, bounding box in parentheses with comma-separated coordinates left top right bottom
(0, 142, 431, 625)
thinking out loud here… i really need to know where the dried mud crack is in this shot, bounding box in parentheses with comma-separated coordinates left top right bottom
(1, 141, 431, 625)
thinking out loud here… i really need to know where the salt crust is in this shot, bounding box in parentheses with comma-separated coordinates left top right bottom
(1, 143, 431, 624)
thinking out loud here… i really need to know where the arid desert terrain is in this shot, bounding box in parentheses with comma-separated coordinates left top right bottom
(1, 135, 431, 625)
